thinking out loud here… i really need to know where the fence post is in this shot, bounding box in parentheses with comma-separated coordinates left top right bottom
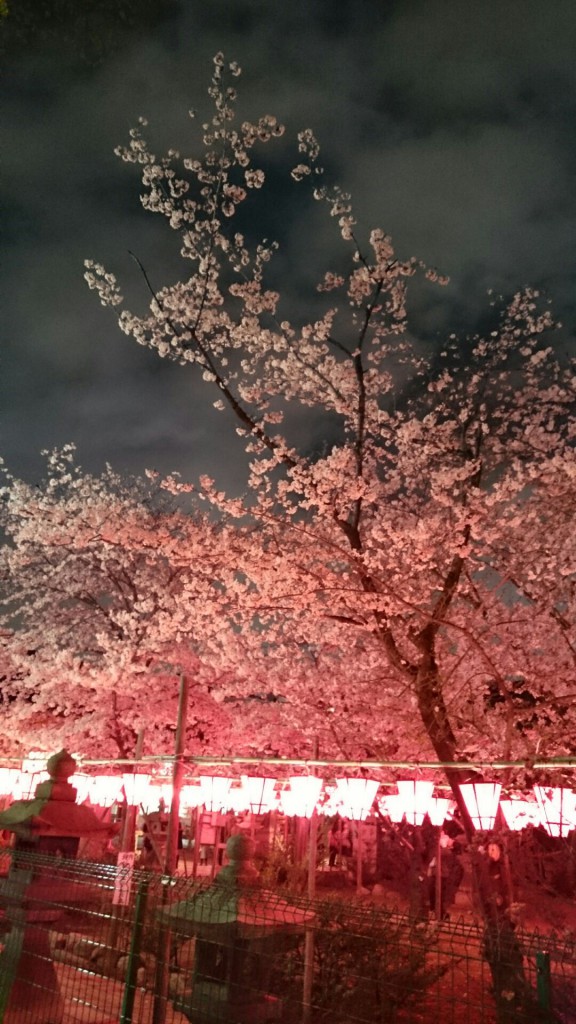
(152, 878, 174, 1024)
(119, 876, 149, 1024)
(536, 950, 552, 1017)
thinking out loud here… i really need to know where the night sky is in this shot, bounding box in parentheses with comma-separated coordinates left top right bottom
(3, 0, 576, 489)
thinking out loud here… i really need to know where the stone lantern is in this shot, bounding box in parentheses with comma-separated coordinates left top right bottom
(159, 833, 315, 1023)
(0, 749, 117, 1024)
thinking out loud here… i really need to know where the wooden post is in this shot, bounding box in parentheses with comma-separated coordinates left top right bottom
(164, 674, 189, 876)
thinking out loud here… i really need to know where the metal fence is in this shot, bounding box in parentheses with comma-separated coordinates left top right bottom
(0, 850, 575, 1024)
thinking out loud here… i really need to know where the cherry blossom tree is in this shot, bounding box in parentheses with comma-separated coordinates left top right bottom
(0, 447, 252, 757)
(0, 447, 423, 761)
(0, 447, 392, 760)
(82, 53, 575, 778)
(80, 55, 575, 1015)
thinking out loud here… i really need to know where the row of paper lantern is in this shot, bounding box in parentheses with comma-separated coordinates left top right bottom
(382, 781, 576, 838)
(0, 767, 574, 838)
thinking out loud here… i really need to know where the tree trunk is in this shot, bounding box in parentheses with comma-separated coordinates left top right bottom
(414, 653, 547, 1023)
(472, 847, 534, 1023)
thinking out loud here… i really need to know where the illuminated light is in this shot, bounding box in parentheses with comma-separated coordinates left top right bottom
(140, 783, 173, 813)
(227, 783, 249, 814)
(122, 773, 152, 807)
(21, 752, 50, 774)
(459, 782, 502, 830)
(378, 794, 405, 823)
(16, 753, 49, 797)
(533, 786, 576, 838)
(318, 786, 334, 816)
(315, 783, 335, 816)
(279, 776, 323, 818)
(241, 776, 278, 815)
(331, 778, 379, 821)
(15, 772, 42, 799)
(500, 799, 541, 832)
(70, 774, 93, 803)
(427, 797, 453, 827)
(0, 768, 21, 798)
(199, 776, 234, 813)
(90, 775, 123, 807)
(180, 784, 204, 811)
(396, 780, 435, 825)
(11, 754, 48, 800)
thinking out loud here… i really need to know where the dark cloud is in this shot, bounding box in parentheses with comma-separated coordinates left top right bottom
(2, 0, 575, 485)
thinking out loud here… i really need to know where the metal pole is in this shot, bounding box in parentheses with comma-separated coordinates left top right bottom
(536, 950, 552, 1017)
(153, 675, 189, 1024)
(302, 740, 318, 1024)
(119, 878, 149, 1024)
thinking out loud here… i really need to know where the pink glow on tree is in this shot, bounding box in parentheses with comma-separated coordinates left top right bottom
(0, 56, 574, 824)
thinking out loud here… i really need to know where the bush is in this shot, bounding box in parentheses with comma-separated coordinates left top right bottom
(273, 897, 448, 1024)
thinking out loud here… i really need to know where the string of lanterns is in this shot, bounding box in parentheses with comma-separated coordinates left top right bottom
(0, 764, 574, 838)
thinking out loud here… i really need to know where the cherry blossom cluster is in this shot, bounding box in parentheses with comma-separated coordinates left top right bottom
(2, 56, 575, 780)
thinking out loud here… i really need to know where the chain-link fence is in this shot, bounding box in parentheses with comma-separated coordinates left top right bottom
(0, 850, 575, 1024)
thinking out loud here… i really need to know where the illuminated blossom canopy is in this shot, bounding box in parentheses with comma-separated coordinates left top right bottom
(2, 56, 575, 795)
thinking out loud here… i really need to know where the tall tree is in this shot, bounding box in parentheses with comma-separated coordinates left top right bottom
(0, 448, 245, 757)
(1, 448, 384, 760)
(83, 53, 576, 771)
(82, 55, 575, 1017)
